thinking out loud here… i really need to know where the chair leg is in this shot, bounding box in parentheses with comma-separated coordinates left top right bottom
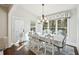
(57, 47, 60, 54)
(58, 48, 63, 54)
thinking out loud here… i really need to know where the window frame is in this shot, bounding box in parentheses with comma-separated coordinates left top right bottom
(43, 17, 67, 35)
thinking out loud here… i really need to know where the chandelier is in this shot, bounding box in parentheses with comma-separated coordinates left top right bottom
(39, 4, 48, 23)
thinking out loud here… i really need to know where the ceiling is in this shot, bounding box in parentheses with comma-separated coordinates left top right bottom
(0, 4, 13, 12)
(20, 4, 76, 17)
(0, 4, 76, 15)
(0, 4, 11, 8)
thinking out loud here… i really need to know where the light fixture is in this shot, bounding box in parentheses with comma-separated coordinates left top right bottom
(40, 4, 48, 23)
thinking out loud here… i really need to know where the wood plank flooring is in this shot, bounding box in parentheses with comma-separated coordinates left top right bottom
(3, 45, 35, 55)
(3, 44, 78, 55)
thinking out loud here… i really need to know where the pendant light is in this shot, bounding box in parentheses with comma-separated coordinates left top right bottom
(40, 4, 48, 23)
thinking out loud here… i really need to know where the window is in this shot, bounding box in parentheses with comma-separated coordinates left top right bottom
(49, 20, 56, 34)
(44, 17, 67, 35)
(43, 21, 48, 33)
(30, 21, 36, 32)
(58, 18, 67, 34)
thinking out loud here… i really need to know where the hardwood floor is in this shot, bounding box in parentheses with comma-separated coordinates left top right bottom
(3, 44, 78, 55)
(3, 45, 35, 55)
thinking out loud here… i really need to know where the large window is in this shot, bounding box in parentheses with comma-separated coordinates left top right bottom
(43, 17, 67, 35)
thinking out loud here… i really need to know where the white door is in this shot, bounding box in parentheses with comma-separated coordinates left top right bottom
(14, 20, 25, 42)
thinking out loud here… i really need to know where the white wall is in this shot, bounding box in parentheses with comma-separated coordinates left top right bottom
(77, 6, 79, 45)
(0, 7, 8, 49)
(76, 5, 79, 52)
(8, 5, 37, 47)
(0, 8, 8, 37)
(67, 8, 77, 46)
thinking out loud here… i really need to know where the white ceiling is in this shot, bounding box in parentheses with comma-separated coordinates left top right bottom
(19, 4, 76, 17)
